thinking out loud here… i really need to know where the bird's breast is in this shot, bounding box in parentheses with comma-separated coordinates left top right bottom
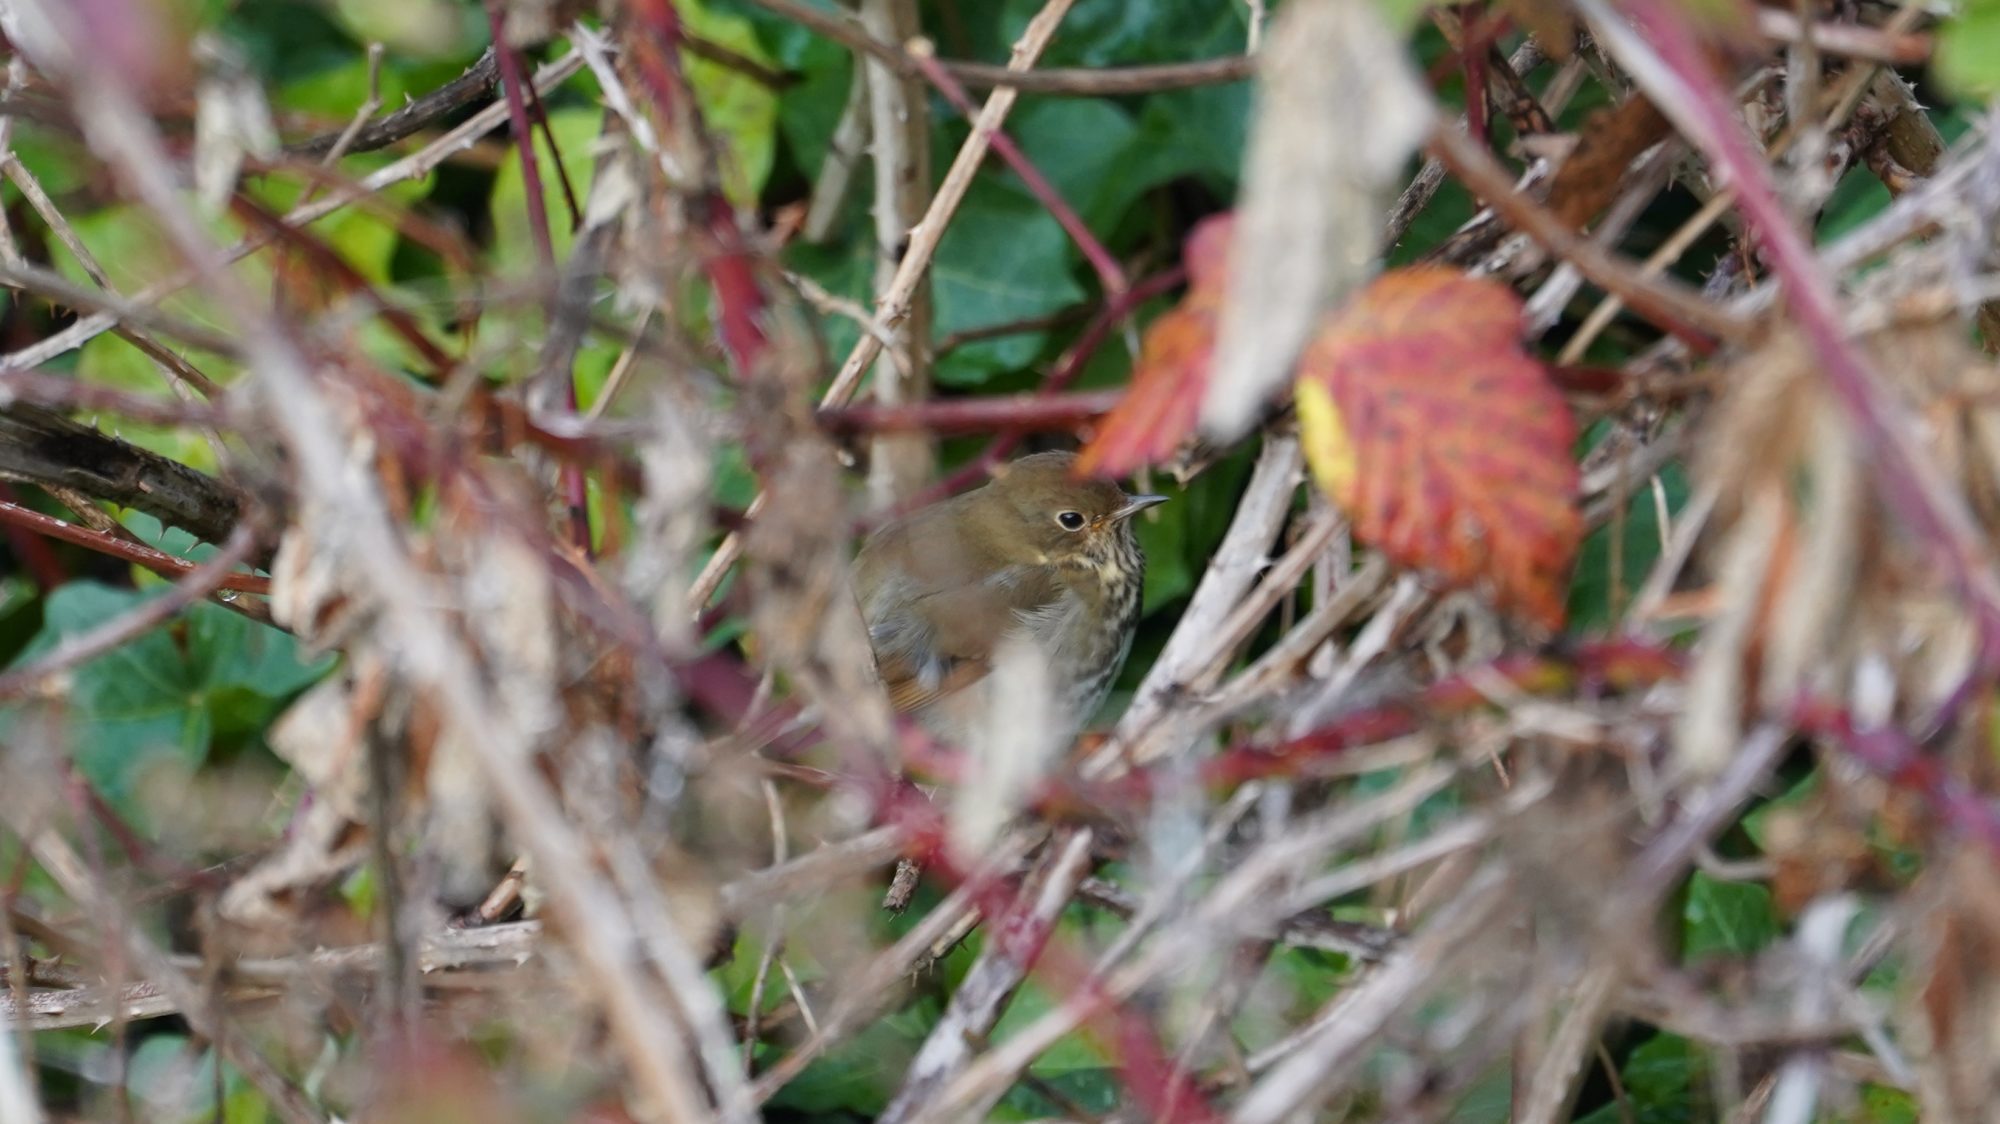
(1015, 541, 1145, 723)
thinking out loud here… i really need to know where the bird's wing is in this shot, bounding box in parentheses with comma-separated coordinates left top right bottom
(880, 649, 990, 715)
(855, 517, 1060, 715)
(868, 569, 1060, 714)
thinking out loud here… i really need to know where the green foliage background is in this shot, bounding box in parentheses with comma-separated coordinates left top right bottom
(0, 0, 1983, 1118)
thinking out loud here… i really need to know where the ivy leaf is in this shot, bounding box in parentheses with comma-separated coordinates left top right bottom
(1295, 266, 1582, 629)
(1574, 1033, 1708, 1123)
(1683, 871, 1780, 959)
(786, 178, 1085, 388)
(931, 180, 1087, 386)
(1125, 82, 1254, 193)
(771, 33, 853, 178)
(1076, 213, 1231, 477)
(1007, 99, 1142, 230)
(2, 583, 331, 819)
(995, 0, 1253, 189)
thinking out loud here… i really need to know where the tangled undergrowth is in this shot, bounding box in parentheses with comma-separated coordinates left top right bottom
(2, 0, 2000, 1121)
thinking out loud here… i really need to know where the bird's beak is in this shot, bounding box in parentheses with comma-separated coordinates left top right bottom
(1112, 494, 1169, 523)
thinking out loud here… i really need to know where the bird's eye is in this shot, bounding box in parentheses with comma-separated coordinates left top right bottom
(1056, 511, 1087, 531)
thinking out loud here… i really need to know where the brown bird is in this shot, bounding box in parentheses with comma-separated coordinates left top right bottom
(853, 451, 1166, 743)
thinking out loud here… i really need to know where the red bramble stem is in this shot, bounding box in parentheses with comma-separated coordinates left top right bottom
(1793, 696, 2000, 858)
(486, 2, 591, 552)
(0, 500, 272, 594)
(818, 389, 1120, 436)
(906, 47, 1128, 297)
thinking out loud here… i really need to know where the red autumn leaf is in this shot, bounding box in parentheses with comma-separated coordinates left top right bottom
(1076, 213, 1233, 477)
(1296, 266, 1582, 628)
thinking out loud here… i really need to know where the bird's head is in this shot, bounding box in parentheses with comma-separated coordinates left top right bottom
(980, 451, 1167, 569)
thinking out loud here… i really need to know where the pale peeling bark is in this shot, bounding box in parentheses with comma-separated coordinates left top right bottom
(860, 0, 934, 508)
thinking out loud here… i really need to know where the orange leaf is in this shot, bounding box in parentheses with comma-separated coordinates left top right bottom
(1077, 214, 1233, 477)
(1296, 266, 1582, 629)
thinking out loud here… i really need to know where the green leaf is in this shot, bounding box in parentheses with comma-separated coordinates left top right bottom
(1, 583, 332, 820)
(272, 51, 415, 118)
(1938, 0, 2000, 97)
(329, 0, 481, 60)
(1816, 166, 1893, 244)
(1126, 83, 1254, 191)
(993, 1, 1248, 70)
(1006, 99, 1142, 231)
(766, 996, 939, 1115)
(728, 0, 851, 176)
(1575, 1033, 1709, 1124)
(1261, 945, 1354, 1018)
(189, 599, 329, 701)
(682, 0, 781, 207)
(127, 1034, 217, 1119)
(993, 1069, 1123, 1120)
(490, 107, 605, 268)
(57, 203, 184, 304)
(777, 40, 854, 179)
(18, 586, 214, 800)
(224, 1084, 275, 1124)
(54, 203, 268, 433)
(252, 156, 432, 288)
(75, 335, 228, 471)
(786, 232, 873, 365)
(1837, 1084, 1921, 1124)
(341, 865, 378, 920)
(1376, 0, 1442, 31)
(1683, 871, 1779, 960)
(1135, 500, 1191, 613)
(981, 2, 1251, 191)
(121, 509, 214, 568)
(1446, 1065, 1514, 1123)
(931, 180, 1088, 385)
(791, 176, 1089, 387)
(1091, 3, 1259, 192)
(1567, 462, 1687, 631)
(6, 129, 89, 197)
(1144, 444, 1256, 618)
(0, 576, 37, 667)
(1388, 173, 1477, 266)
(714, 443, 759, 510)
(222, 0, 371, 86)
(994, 981, 1109, 1077)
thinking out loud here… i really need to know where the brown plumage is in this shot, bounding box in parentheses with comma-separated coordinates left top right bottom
(853, 451, 1165, 742)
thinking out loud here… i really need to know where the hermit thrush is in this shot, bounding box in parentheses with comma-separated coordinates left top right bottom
(853, 451, 1166, 743)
